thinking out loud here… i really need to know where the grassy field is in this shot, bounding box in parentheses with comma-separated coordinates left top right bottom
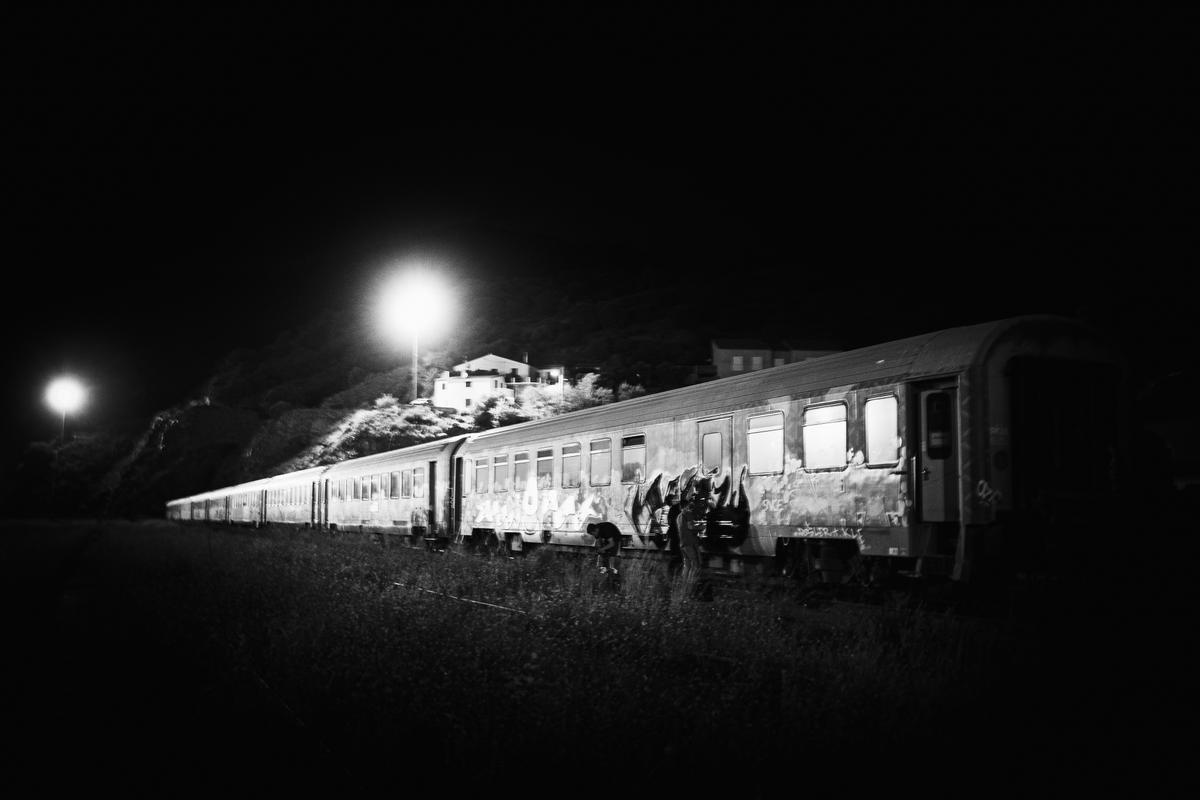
(0, 519, 1188, 795)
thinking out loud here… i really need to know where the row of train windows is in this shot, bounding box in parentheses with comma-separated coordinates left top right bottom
(329, 468, 426, 502)
(468, 396, 900, 493)
(268, 487, 309, 506)
(747, 396, 900, 471)
(470, 435, 645, 494)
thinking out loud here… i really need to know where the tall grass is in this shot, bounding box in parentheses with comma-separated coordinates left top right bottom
(23, 519, 1152, 794)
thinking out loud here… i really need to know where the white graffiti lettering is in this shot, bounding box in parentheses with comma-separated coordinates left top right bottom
(976, 479, 1002, 506)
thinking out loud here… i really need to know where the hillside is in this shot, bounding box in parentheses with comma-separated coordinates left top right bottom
(6, 271, 718, 517)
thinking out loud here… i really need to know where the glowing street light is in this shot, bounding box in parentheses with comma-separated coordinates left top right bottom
(377, 267, 454, 402)
(45, 376, 86, 442)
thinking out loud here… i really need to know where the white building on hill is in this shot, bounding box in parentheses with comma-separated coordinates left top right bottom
(432, 353, 564, 412)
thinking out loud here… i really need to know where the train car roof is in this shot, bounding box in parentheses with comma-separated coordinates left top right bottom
(320, 433, 472, 477)
(259, 465, 332, 489)
(459, 315, 1104, 450)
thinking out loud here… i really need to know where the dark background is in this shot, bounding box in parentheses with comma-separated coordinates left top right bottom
(2, 7, 1196, 469)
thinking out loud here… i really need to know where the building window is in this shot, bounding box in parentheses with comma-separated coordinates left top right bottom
(731, 355, 744, 372)
(475, 459, 489, 493)
(465, 398, 472, 407)
(590, 439, 611, 486)
(494, 455, 509, 492)
(620, 434, 645, 483)
(751, 356, 763, 370)
(441, 383, 446, 391)
(413, 467, 425, 498)
(537, 448, 554, 488)
(466, 381, 472, 388)
(803, 403, 847, 469)
(748, 412, 784, 474)
(865, 396, 900, 465)
(562, 443, 581, 488)
(513, 452, 529, 492)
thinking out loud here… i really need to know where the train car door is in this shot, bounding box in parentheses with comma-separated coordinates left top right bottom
(916, 384, 960, 522)
(320, 479, 329, 531)
(427, 460, 438, 538)
(452, 457, 464, 540)
(696, 416, 732, 482)
(310, 481, 318, 528)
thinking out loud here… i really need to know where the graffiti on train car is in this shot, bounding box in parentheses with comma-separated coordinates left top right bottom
(464, 445, 908, 542)
(751, 446, 909, 529)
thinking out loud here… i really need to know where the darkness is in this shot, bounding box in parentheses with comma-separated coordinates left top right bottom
(2, 7, 1196, 468)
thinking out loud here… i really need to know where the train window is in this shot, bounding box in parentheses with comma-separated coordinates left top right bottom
(590, 439, 611, 486)
(702, 432, 722, 473)
(865, 396, 900, 465)
(413, 467, 425, 498)
(475, 459, 489, 493)
(562, 443, 581, 488)
(748, 412, 784, 474)
(621, 435, 645, 483)
(751, 356, 763, 370)
(513, 452, 529, 492)
(361, 476, 369, 500)
(925, 392, 953, 460)
(732, 356, 744, 372)
(388, 472, 398, 499)
(402, 469, 412, 498)
(537, 448, 554, 489)
(370, 476, 379, 501)
(803, 403, 847, 469)
(494, 455, 510, 492)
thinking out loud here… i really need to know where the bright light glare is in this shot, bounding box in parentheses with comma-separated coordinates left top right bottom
(378, 268, 454, 344)
(46, 376, 86, 415)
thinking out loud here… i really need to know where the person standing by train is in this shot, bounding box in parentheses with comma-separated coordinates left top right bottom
(587, 520, 622, 580)
(678, 477, 715, 592)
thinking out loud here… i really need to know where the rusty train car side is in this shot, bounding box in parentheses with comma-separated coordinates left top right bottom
(166, 316, 1123, 583)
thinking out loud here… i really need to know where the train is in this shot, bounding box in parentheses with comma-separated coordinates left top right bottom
(166, 315, 1125, 584)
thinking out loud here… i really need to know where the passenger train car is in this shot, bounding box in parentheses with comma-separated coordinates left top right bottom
(167, 316, 1124, 583)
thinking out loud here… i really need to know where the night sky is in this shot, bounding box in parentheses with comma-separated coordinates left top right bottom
(3, 8, 1196, 467)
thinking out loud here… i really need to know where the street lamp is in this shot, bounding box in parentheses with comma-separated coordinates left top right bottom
(45, 376, 86, 443)
(378, 267, 454, 402)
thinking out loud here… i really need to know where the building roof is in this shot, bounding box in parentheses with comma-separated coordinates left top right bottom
(710, 338, 771, 350)
(451, 353, 534, 371)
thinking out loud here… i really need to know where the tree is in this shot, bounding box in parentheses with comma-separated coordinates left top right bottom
(472, 393, 534, 429)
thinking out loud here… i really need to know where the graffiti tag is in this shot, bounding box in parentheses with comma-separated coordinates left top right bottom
(976, 480, 1002, 506)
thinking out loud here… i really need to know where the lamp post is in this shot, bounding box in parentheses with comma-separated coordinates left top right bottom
(378, 266, 453, 403)
(45, 375, 86, 518)
(45, 376, 86, 443)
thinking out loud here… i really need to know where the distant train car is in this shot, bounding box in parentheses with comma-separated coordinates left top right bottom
(167, 316, 1123, 583)
(262, 466, 327, 527)
(321, 435, 469, 545)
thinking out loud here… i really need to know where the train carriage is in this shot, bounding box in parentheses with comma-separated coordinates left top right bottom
(452, 315, 1121, 581)
(321, 435, 468, 544)
(263, 466, 329, 527)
